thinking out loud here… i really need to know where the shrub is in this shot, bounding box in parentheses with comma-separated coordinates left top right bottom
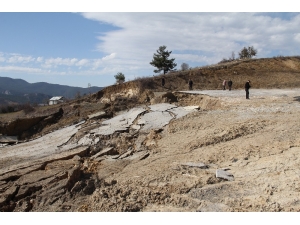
(20, 103, 35, 114)
(0, 105, 15, 113)
(136, 77, 155, 90)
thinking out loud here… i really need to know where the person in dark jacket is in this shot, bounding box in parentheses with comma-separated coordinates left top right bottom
(245, 80, 251, 99)
(188, 79, 193, 90)
(161, 77, 165, 87)
(228, 79, 233, 91)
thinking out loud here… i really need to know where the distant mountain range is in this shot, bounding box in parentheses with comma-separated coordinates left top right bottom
(0, 76, 104, 105)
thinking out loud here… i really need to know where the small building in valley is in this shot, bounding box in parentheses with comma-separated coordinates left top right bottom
(49, 96, 64, 105)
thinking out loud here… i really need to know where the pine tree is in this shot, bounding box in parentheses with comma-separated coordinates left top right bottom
(150, 45, 177, 74)
(114, 72, 125, 83)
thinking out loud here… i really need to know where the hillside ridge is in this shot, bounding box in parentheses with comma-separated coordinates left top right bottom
(0, 76, 103, 105)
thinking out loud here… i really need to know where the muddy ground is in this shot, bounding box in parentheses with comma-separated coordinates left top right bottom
(1, 88, 300, 212)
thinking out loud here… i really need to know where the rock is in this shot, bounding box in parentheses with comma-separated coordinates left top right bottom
(183, 106, 200, 110)
(196, 200, 230, 212)
(97, 160, 131, 180)
(82, 179, 96, 195)
(71, 181, 85, 193)
(66, 164, 82, 190)
(94, 155, 117, 162)
(83, 160, 89, 169)
(216, 169, 234, 181)
(181, 162, 208, 169)
(91, 107, 146, 136)
(131, 125, 141, 130)
(90, 147, 118, 160)
(0, 185, 19, 207)
(0, 135, 18, 144)
(118, 149, 134, 159)
(127, 151, 150, 161)
(14, 185, 42, 200)
(138, 111, 173, 132)
(78, 135, 94, 145)
(94, 137, 100, 144)
(72, 155, 81, 161)
(161, 92, 178, 103)
(88, 111, 106, 120)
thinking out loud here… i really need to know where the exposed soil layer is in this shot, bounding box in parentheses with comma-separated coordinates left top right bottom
(1, 88, 300, 212)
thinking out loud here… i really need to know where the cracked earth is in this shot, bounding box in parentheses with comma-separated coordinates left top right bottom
(1, 89, 300, 212)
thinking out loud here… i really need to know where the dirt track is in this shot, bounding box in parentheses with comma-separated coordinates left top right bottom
(1, 88, 300, 211)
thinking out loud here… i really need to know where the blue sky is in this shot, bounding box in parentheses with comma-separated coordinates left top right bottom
(1, 1, 299, 88)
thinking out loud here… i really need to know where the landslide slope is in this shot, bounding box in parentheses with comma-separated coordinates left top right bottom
(1, 56, 300, 212)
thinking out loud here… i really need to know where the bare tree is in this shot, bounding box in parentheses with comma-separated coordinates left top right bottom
(88, 83, 91, 95)
(239, 46, 257, 59)
(181, 63, 189, 71)
(231, 51, 235, 60)
(75, 91, 81, 99)
(248, 46, 257, 58)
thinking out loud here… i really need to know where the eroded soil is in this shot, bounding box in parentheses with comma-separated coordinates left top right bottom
(1, 89, 300, 212)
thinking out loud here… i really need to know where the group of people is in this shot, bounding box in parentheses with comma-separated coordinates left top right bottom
(223, 79, 251, 99)
(222, 79, 233, 91)
(161, 77, 251, 99)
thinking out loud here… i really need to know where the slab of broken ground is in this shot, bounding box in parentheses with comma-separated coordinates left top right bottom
(0, 122, 85, 174)
(83, 103, 199, 142)
(0, 103, 203, 211)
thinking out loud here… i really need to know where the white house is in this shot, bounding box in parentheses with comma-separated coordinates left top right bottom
(49, 96, 64, 105)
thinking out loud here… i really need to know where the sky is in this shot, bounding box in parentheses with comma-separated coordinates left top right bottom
(0, 1, 299, 88)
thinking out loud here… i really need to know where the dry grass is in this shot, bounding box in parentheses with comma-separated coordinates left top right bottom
(130, 56, 300, 91)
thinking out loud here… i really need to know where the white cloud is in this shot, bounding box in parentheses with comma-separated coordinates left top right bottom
(7, 55, 35, 63)
(36, 57, 44, 63)
(102, 53, 116, 61)
(0, 66, 43, 73)
(294, 33, 300, 43)
(76, 59, 90, 66)
(173, 54, 210, 63)
(81, 12, 300, 70)
(44, 57, 79, 67)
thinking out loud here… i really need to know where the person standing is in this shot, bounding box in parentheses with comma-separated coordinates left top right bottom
(228, 79, 233, 91)
(161, 77, 165, 87)
(245, 80, 251, 99)
(188, 79, 193, 90)
(222, 80, 227, 90)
